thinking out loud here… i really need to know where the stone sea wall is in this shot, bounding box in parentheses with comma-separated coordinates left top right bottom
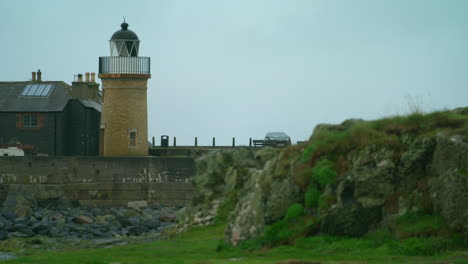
(0, 156, 195, 210)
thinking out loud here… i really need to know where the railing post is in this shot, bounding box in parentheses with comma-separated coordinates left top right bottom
(232, 137, 235, 147)
(173, 137, 177, 147)
(249, 138, 252, 147)
(195, 137, 198, 147)
(212, 137, 216, 147)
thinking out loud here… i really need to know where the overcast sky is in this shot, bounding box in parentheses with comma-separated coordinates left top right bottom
(2, 0, 468, 146)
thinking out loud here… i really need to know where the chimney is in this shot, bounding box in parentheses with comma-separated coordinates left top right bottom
(32, 72, 37, 82)
(91, 72, 96, 83)
(77, 74, 83, 82)
(37, 70, 42, 82)
(85, 72, 90, 82)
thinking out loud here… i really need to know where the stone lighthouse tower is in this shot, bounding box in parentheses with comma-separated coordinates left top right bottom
(99, 22, 150, 156)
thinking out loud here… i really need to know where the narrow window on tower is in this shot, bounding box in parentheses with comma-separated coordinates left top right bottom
(128, 129, 137, 147)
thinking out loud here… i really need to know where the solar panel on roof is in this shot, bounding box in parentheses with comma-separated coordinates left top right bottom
(21, 84, 33, 96)
(26, 84, 38, 95)
(20, 84, 55, 97)
(41, 84, 53, 96)
(35, 84, 46, 95)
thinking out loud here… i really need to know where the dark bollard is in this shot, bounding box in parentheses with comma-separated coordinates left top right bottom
(152, 137, 155, 147)
(249, 138, 252, 147)
(161, 135, 169, 148)
(232, 137, 235, 147)
(173, 137, 177, 147)
(212, 137, 216, 147)
(195, 137, 198, 147)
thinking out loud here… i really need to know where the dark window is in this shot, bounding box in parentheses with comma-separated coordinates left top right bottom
(129, 131, 136, 146)
(23, 115, 38, 128)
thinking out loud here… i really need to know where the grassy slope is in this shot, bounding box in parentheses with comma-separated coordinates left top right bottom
(4, 224, 467, 264)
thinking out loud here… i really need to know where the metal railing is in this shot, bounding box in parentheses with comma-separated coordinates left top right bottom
(99, 56, 150, 75)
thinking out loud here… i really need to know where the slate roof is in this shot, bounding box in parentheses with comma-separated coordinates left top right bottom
(78, 99, 102, 112)
(0, 82, 72, 112)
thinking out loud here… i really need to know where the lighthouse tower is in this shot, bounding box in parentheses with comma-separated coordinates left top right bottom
(99, 22, 150, 156)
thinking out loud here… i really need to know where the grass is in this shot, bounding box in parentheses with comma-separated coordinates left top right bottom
(394, 213, 448, 238)
(4, 224, 467, 264)
(301, 108, 468, 167)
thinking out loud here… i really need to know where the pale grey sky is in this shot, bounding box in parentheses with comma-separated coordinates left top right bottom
(2, 0, 468, 146)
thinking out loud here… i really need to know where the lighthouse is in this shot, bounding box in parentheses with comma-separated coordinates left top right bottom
(99, 21, 151, 156)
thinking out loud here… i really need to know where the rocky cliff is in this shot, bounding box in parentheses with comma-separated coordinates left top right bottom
(175, 108, 468, 247)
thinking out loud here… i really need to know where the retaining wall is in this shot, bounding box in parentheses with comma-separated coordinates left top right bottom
(0, 156, 195, 207)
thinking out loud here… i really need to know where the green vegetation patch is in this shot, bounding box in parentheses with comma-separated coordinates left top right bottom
(318, 194, 337, 214)
(4, 223, 467, 264)
(304, 186, 320, 208)
(301, 109, 468, 167)
(389, 235, 465, 256)
(395, 213, 447, 238)
(262, 220, 292, 247)
(284, 203, 304, 222)
(310, 159, 337, 188)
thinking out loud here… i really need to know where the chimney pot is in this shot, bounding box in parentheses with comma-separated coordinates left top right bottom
(91, 72, 96, 83)
(32, 72, 37, 82)
(77, 74, 83, 82)
(37, 70, 42, 82)
(85, 72, 90, 82)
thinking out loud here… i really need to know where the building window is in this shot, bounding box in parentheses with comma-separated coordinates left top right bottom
(23, 115, 38, 128)
(129, 131, 137, 146)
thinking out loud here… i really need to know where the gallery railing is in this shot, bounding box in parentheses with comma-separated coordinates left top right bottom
(99, 56, 150, 75)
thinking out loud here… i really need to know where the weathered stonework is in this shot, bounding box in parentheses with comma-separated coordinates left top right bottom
(0, 156, 194, 210)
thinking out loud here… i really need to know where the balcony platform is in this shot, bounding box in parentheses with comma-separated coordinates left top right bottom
(99, 56, 150, 75)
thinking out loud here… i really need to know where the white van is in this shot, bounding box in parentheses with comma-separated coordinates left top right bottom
(0, 147, 25, 156)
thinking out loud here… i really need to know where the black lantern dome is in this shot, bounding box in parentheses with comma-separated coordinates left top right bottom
(109, 22, 140, 57)
(111, 22, 139, 40)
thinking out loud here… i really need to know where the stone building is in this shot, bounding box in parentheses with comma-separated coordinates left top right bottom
(0, 71, 101, 156)
(99, 22, 151, 156)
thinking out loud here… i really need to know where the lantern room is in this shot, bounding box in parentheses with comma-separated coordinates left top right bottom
(109, 22, 140, 57)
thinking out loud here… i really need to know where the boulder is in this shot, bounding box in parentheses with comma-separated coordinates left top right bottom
(2, 212, 17, 221)
(0, 230, 8, 241)
(347, 146, 397, 208)
(128, 217, 140, 225)
(32, 222, 52, 233)
(109, 219, 123, 229)
(90, 238, 123, 246)
(321, 202, 382, 236)
(115, 215, 131, 227)
(225, 184, 265, 246)
(397, 137, 436, 192)
(127, 225, 149, 236)
(122, 209, 140, 218)
(8, 232, 29, 238)
(142, 219, 160, 230)
(73, 215, 94, 225)
(428, 135, 468, 235)
(158, 214, 176, 223)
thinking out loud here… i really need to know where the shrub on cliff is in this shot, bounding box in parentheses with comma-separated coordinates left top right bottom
(304, 186, 319, 208)
(311, 159, 337, 188)
(284, 203, 304, 222)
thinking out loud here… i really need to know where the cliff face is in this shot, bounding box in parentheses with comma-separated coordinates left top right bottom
(175, 108, 468, 246)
